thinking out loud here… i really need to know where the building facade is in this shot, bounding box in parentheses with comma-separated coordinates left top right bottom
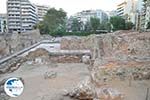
(106, 10, 117, 19)
(7, 0, 38, 33)
(35, 5, 49, 21)
(117, 1, 127, 16)
(74, 10, 108, 24)
(67, 9, 108, 32)
(0, 14, 7, 33)
(140, 0, 150, 31)
(117, 0, 144, 30)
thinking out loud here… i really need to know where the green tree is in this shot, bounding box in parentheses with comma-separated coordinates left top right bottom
(84, 21, 92, 32)
(37, 8, 67, 35)
(71, 18, 81, 32)
(147, 21, 150, 29)
(105, 22, 112, 32)
(125, 21, 134, 30)
(110, 16, 126, 31)
(90, 17, 100, 33)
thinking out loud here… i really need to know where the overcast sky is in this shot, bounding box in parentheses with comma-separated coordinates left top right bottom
(0, 0, 123, 16)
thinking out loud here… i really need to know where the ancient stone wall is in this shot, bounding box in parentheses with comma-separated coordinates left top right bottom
(61, 31, 150, 61)
(62, 31, 150, 100)
(0, 30, 41, 59)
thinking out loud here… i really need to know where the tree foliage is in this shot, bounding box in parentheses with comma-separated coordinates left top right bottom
(71, 18, 82, 32)
(37, 8, 67, 35)
(147, 21, 150, 29)
(110, 16, 126, 31)
(84, 21, 92, 32)
(125, 21, 134, 30)
(90, 17, 100, 33)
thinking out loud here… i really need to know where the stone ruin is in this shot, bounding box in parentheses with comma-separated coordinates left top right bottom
(0, 30, 149, 100)
(0, 29, 53, 60)
(61, 31, 150, 100)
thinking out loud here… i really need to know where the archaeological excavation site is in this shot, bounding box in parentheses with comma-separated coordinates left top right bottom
(0, 30, 150, 100)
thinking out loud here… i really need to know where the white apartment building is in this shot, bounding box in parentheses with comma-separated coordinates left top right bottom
(73, 10, 108, 24)
(35, 5, 49, 21)
(0, 14, 7, 33)
(7, 0, 38, 33)
(141, 0, 150, 30)
(117, 1, 127, 16)
(106, 10, 117, 19)
(67, 9, 108, 32)
(117, 0, 144, 30)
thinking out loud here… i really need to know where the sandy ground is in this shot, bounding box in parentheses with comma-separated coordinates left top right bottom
(0, 62, 89, 100)
(107, 79, 150, 100)
(0, 62, 150, 100)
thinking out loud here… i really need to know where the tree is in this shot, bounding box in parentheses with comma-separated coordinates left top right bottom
(84, 21, 92, 32)
(37, 8, 67, 35)
(147, 21, 150, 29)
(90, 17, 100, 33)
(110, 16, 126, 31)
(71, 18, 81, 32)
(3, 20, 7, 32)
(105, 22, 112, 32)
(125, 21, 134, 30)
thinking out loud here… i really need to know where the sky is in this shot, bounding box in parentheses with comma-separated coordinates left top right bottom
(0, 0, 123, 16)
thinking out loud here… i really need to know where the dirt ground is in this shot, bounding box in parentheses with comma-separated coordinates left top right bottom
(0, 62, 150, 100)
(107, 79, 150, 100)
(0, 62, 89, 100)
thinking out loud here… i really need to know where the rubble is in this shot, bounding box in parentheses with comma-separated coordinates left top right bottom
(62, 31, 150, 100)
(49, 55, 81, 63)
(67, 77, 123, 100)
(0, 79, 10, 100)
(0, 57, 26, 74)
(44, 71, 57, 79)
(25, 48, 50, 65)
(82, 55, 91, 64)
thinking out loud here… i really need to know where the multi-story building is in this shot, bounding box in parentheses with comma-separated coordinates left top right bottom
(35, 5, 49, 21)
(67, 9, 108, 32)
(141, 0, 150, 31)
(106, 10, 117, 19)
(7, 0, 38, 33)
(117, 1, 127, 16)
(117, 0, 144, 30)
(21, 0, 38, 32)
(74, 10, 108, 24)
(0, 14, 7, 33)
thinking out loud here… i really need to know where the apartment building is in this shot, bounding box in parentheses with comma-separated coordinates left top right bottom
(7, 0, 38, 33)
(35, 5, 49, 21)
(117, 1, 127, 16)
(0, 14, 7, 33)
(67, 9, 108, 32)
(141, 0, 150, 30)
(117, 0, 144, 30)
(73, 10, 108, 24)
(106, 10, 117, 19)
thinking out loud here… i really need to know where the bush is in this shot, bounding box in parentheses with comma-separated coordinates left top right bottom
(125, 21, 134, 30)
(50, 32, 92, 37)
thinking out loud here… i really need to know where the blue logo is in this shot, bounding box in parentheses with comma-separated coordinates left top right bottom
(4, 78, 24, 97)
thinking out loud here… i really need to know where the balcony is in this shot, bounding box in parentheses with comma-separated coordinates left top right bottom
(8, 11, 20, 15)
(7, 0, 20, 3)
(7, 4, 20, 7)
